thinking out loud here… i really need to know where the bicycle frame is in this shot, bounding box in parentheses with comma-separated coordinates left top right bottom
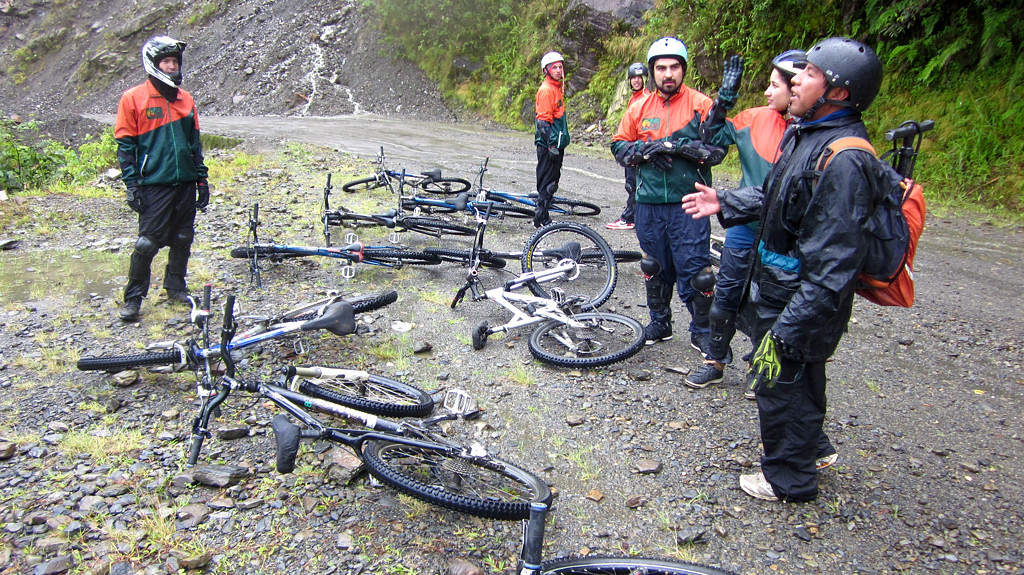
(478, 269, 585, 336)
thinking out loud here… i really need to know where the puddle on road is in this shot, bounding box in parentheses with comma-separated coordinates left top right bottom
(0, 251, 124, 305)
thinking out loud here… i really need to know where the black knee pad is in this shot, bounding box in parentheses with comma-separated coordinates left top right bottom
(690, 266, 716, 295)
(640, 254, 661, 278)
(709, 301, 735, 327)
(134, 235, 159, 256)
(171, 229, 194, 249)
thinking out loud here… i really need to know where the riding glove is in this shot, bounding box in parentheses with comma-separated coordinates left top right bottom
(126, 185, 143, 214)
(196, 179, 210, 211)
(717, 55, 744, 109)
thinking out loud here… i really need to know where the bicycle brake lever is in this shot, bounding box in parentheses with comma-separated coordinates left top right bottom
(451, 283, 471, 308)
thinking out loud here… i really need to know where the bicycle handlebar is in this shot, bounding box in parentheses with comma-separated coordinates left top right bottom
(885, 120, 934, 142)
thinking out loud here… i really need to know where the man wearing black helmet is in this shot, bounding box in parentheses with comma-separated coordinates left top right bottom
(681, 37, 886, 502)
(606, 62, 649, 231)
(115, 35, 209, 322)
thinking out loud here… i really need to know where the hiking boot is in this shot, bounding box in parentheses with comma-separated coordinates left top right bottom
(816, 452, 838, 471)
(605, 219, 635, 230)
(743, 368, 757, 400)
(166, 289, 191, 305)
(643, 321, 673, 346)
(740, 471, 779, 501)
(690, 332, 711, 357)
(684, 360, 724, 389)
(119, 298, 141, 322)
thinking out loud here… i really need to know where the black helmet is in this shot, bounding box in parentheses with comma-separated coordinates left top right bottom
(771, 49, 807, 84)
(627, 62, 648, 79)
(806, 37, 883, 112)
(143, 35, 186, 87)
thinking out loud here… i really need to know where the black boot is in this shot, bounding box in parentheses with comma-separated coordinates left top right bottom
(643, 272, 674, 345)
(120, 298, 141, 322)
(124, 236, 158, 303)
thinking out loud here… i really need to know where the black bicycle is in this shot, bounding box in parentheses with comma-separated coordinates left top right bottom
(234, 202, 442, 286)
(341, 146, 472, 194)
(186, 291, 552, 521)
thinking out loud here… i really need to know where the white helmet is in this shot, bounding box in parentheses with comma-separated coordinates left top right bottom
(541, 51, 564, 73)
(142, 35, 186, 87)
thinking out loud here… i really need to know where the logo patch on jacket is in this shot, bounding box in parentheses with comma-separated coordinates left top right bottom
(145, 107, 164, 120)
(640, 117, 660, 131)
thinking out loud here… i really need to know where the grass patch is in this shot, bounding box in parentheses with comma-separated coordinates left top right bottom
(59, 426, 146, 465)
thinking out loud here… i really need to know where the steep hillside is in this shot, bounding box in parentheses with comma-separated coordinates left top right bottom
(0, 0, 459, 125)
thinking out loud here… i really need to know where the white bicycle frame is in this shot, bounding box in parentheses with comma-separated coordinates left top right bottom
(481, 259, 587, 336)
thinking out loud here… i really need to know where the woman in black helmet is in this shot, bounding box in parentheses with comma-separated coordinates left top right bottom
(607, 62, 650, 231)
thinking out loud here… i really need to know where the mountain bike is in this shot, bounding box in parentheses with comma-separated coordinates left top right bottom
(322, 172, 476, 246)
(341, 146, 471, 195)
(426, 200, 639, 310)
(186, 291, 552, 521)
(234, 202, 442, 287)
(402, 190, 535, 220)
(469, 157, 601, 217)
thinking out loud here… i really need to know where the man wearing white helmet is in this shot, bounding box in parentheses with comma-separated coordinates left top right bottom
(114, 35, 209, 322)
(533, 50, 570, 228)
(611, 37, 733, 355)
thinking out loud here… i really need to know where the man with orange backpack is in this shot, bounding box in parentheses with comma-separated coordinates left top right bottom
(681, 37, 887, 502)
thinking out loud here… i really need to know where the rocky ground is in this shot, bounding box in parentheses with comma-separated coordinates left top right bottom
(1, 124, 1023, 575)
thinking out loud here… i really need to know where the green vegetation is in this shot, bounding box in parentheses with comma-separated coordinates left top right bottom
(364, 0, 1024, 218)
(0, 118, 115, 193)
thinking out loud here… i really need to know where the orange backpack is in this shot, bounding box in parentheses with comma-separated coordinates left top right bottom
(815, 137, 926, 307)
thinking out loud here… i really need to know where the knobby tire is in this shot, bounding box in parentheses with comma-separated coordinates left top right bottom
(539, 557, 739, 575)
(401, 217, 476, 237)
(423, 248, 508, 269)
(298, 372, 433, 418)
(76, 349, 183, 372)
(550, 198, 601, 217)
(522, 223, 617, 311)
(341, 176, 385, 193)
(361, 248, 442, 266)
(528, 312, 644, 368)
(361, 440, 552, 520)
(230, 246, 308, 260)
(417, 177, 472, 195)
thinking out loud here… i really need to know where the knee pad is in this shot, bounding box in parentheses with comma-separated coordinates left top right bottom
(640, 255, 661, 278)
(709, 301, 735, 327)
(171, 229, 194, 249)
(690, 266, 716, 295)
(134, 235, 159, 256)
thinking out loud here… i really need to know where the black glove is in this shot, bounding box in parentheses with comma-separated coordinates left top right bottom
(126, 185, 143, 214)
(639, 140, 672, 160)
(617, 141, 647, 166)
(672, 140, 727, 166)
(547, 146, 561, 157)
(649, 154, 673, 172)
(196, 179, 210, 211)
(717, 55, 744, 109)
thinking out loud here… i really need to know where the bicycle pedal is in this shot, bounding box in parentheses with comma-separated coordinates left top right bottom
(442, 389, 479, 417)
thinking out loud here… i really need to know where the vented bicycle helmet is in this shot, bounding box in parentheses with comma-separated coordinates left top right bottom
(143, 36, 186, 87)
(806, 37, 883, 111)
(646, 37, 688, 68)
(771, 49, 807, 84)
(627, 62, 648, 79)
(541, 51, 564, 73)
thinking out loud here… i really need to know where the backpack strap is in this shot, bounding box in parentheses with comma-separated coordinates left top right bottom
(815, 136, 876, 176)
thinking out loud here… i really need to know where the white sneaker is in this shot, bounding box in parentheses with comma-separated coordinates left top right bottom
(816, 453, 838, 471)
(740, 471, 779, 501)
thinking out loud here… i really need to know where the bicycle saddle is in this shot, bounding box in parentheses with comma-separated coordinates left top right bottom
(420, 168, 442, 181)
(544, 241, 582, 261)
(300, 301, 356, 336)
(444, 193, 471, 211)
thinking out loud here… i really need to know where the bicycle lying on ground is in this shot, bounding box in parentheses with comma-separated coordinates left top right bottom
(185, 290, 552, 520)
(234, 202, 442, 286)
(341, 146, 472, 195)
(322, 172, 476, 246)
(426, 198, 638, 310)
(468, 157, 601, 218)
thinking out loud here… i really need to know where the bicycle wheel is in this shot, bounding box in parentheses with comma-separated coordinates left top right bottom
(76, 349, 183, 372)
(550, 198, 601, 217)
(528, 312, 644, 368)
(298, 372, 433, 417)
(486, 202, 534, 219)
(279, 290, 399, 322)
(330, 212, 384, 230)
(580, 249, 642, 264)
(423, 248, 507, 269)
(342, 175, 385, 193)
(361, 248, 443, 266)
(230, 246, 309, 260)
(417, 177, 472, 195)
(540, 557, 738, 575)
(401, 217, 476, 237)
(522, 223, 617, 311)
(361, 439, 552, 520)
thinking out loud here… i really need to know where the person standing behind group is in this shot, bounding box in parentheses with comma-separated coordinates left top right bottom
(682, 37, 886, 502)
(611, 37, 737, 353)
(534, 51, 570, 228)
(683, 50, 807, 391)
(115, 35, 209, 322)
(606, 62, 650, 231)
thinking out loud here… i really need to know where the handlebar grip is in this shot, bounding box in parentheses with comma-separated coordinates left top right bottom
(186, 434, 204, 467)
(290, 366, 324, 378)
(202, 284, 212, 312)
(326, 173, 332, 187)
(886, 119, 934, 142)
(252, 202, 259, 224)
(223, 294, 236, 331)
(483, 157, 489, 169)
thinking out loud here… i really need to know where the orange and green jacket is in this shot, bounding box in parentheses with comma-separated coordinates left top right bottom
(115, 79, 207, 189)
(534, 76, 570, 150)
(611, 86, 714, 204)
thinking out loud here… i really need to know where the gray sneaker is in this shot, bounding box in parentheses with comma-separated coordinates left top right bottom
(684, 360, 724, 389)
